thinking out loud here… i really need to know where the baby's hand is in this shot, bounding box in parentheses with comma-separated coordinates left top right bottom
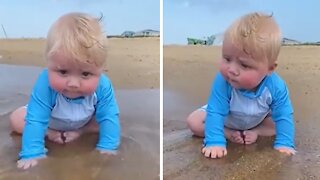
(202, 146, 227, 158)
(275, 146, 296, 155)
(98, 149, 117, 155)
(17, 158, 39, 170)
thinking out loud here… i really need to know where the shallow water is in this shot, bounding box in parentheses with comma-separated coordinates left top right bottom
(0, 64, 159, 179)
(164, 89, 320, 180)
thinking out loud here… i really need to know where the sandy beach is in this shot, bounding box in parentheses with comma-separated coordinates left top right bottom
(164, 45, 320, 179)
(0, 38, 159, 89)
(0, 38, 160, 179)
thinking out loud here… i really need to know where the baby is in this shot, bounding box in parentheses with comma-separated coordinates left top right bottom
(10, 12, 120, 169)
(186, 12, 296, 158)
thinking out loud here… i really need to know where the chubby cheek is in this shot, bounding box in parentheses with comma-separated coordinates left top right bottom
(48, 72, 66, 92)
(219, 62, 228, 79)
(240, 73, 263, 89)
(81, 77, 100, 95)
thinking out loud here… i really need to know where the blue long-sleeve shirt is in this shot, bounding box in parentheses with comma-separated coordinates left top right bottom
(19, 69, 120, 160)
(204, 72, 295, 150)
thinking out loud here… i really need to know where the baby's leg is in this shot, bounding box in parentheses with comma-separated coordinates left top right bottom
(46, 129, 64, 144)
(243, 116, 275, 144)
(224, 128, 245, 144)
(10, 106, 27, 134)
(186, 109, 244, 144)
(10, 106, 63, 144)
(186, 109, 206, 137)
(63, 118, 99, 143)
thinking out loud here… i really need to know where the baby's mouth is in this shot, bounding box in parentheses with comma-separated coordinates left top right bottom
(229, 78, 237, 83)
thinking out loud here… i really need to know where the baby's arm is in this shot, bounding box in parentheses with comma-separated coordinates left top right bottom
(95, 110, 120, 154)
(272, 111, 296, 155)
(270, 75, 295, 155)
(18, 70, 54, 169)
(95, 75, 120, 154)
(203, 73, 231, 158)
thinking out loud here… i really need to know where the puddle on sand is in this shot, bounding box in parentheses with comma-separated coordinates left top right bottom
(0, 64, 159, 179)
(163, 90, 198, 133)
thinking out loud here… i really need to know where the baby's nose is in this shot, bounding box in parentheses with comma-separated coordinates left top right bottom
(67, 77, 80, 88)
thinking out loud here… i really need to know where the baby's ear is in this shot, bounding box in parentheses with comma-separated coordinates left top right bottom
(268, 61, 278, 73)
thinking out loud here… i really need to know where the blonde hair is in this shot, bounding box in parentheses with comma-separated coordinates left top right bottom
(46, 12, 107, 67)
(224, 12, 281, 64)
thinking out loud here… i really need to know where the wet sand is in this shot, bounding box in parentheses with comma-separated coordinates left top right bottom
(164, 45, 320, 179)
(0, 38, 159, 179)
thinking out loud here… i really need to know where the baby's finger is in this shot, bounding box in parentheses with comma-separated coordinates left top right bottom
(30, 160, 38, 168)
(23, 162, 32, 170)
(201, 147, 208, 154)
(17, 159, 38, 170)
(224, 149, 227, 156)
(217, 150, 224, 158)
(218, 149, 227, 158)
(17, 160, 24, 169)
(210, 150, 217, 158)
(204, 149, 211, 158)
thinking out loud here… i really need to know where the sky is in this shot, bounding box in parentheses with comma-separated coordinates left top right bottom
(0, 0, 159, 38)
(164, 0, 320, 44)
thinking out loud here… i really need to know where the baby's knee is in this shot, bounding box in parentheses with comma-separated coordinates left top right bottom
(9, 107, 26, 134)
(186, 110, 205, 137)
(186, 112, 196, 128)
(10, 110, 19, 125)
(186, 110, 205, 129)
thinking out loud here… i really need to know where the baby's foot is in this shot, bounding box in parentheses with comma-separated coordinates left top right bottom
(47, 129, 64, 144)
(243, 130, 258, 144)
(225, 129, 244, 144)
(63, 130, 82, 143)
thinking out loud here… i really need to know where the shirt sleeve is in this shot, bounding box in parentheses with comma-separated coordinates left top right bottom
(95, 74, 120, 152)
(204, 72, 231, 148)
(19, 70, 55, 160)
(269, 74, 295, 149)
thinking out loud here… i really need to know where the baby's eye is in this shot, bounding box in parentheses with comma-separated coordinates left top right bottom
(59, 70, 67, 75)
(224, 57, 231, 62)
(241, 63, 250, 69)
(82, 72, 92, 77)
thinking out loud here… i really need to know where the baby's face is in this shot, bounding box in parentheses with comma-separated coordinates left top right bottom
(47, 52, 102, 99)
(219, 39, 273, 91)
